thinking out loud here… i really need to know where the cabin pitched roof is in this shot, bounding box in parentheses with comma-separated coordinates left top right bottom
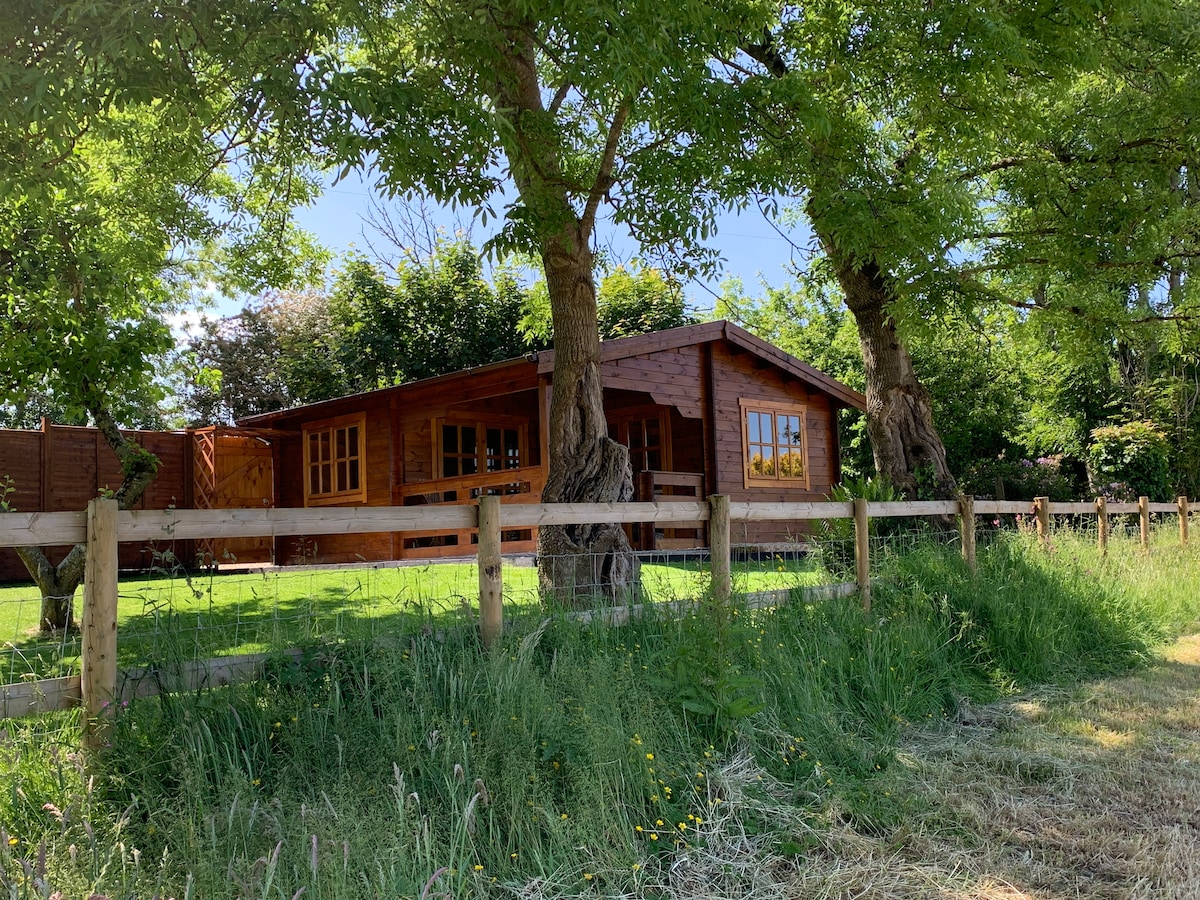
(534, 320, 866, 410)
(237, 320, 865, 427)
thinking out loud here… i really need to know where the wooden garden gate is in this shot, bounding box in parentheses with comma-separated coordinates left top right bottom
(192, 427, 275, 565)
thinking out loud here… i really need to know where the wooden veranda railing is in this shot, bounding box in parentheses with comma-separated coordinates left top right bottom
(393, 465, 547, 557)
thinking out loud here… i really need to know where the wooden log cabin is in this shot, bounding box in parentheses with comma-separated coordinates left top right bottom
(236, 320, 866, 563)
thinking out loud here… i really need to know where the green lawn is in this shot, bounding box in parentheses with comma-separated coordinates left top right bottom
(0, 555, 828, 681)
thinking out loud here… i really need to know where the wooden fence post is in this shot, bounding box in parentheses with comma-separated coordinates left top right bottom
(958, 494, 976, 573)
(1096, 496, 1108, 557)
(708, 494, 731, 605)
(1139, 496, 1150, 553)
(1034, 496, 1050, 549)
(854, 497, 871, 612)
(81, 497, 119, 753)
(477, 496, 503, 649)
(1178, 496, 1189, 548)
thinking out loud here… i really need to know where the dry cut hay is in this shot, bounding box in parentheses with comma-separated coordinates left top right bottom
(781, 634, 1200, 899)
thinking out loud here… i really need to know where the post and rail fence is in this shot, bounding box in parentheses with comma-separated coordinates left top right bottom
(0, 493, 1192, 745)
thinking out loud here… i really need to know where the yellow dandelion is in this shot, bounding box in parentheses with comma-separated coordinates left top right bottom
(583, 873, 594, 881)
(635, 825, 643, 832)
(6, 837, 17, 846)
(645, 752, 654, 760)
(473, 864, 484, 872)
(632, 863, 641, 871)
(650, 833, 658, 841)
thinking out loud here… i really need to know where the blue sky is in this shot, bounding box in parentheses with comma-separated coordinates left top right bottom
(288, 168, 810, 316)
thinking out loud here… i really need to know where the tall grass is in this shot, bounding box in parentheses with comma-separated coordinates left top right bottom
(2, 530, 1198, 898)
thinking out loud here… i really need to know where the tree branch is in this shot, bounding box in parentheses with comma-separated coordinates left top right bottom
(548, 80, 572, 115)
(958, 137, 1178, 181)
(580, 99, 632, 242)
(741, 30, 790, 77)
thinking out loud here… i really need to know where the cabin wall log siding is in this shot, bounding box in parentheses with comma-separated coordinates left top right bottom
(598, 346, 705, 420)
(275, 404, 398, 565)
(271, 367, 542, 567)
(708, 343, 838, 543)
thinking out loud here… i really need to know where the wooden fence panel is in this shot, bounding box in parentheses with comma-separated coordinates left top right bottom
(0, 423, 191, 581)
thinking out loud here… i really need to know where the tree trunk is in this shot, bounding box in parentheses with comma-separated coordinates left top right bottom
(536, 235, 638, 606)
(832, 254, 958, 499)
(8, 404, 160, 633)
(15, 543, 86, 632)
(486, 19, 637, 606)
(743, 35, 956, 501)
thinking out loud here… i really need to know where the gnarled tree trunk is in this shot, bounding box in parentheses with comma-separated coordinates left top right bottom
(536, 235, 637, 605)
(831, 252, 958, 499)
(10, 405, 159, 632)
(487, 20, 638, 606)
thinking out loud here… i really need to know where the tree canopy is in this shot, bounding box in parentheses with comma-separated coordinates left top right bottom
(701, 0, 1200, 497)
(1, 1, 329, 432)
(0, 1, 331, 628)
(4, 0, 1200, 608)
(185, 240, 539, 424)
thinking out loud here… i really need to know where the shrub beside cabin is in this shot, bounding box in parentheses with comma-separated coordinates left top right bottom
(0, 321, 865, 578)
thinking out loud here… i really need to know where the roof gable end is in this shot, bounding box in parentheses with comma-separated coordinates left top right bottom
(537, 320, 866, 410)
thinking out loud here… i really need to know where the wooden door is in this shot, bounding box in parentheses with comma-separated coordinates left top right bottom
(193, 430, 274, 565)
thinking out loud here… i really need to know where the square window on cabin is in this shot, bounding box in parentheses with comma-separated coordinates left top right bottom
(442, 420, 525, 479)
(741, 402, 809, 488)
(304, 415, 366, 505)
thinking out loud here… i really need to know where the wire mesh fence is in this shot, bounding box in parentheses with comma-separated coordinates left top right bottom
(0, 590, 81, 684)
(2, 498, 1197, 710)
(867, 529, 961, 581)
(0, 561, 498, 683)
(1, 542, 853, 685)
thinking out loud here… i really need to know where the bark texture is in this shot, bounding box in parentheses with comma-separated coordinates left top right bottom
(12, 405, 159, 632)
(833, 254, 958, 499)
(487, 20, 637, 606)
(536, 237, 638, 605)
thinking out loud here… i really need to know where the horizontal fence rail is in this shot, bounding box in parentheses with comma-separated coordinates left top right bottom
(0, 510, 88, 548)
(0, 493, 1193, 736)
